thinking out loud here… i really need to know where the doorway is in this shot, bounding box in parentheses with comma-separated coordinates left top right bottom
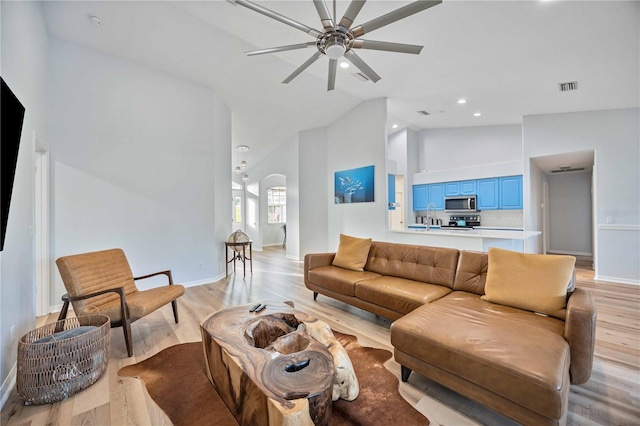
(534, 150, 595, 270)
(232, 181, 244, 232)
(389, 175, 405, 230)
(34, 135, 50, 316)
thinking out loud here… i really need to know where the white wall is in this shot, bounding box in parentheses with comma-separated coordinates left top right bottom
(417, 125, 522, 173)
(523, 108, 640, 283)
(260, 174, 286, 246)
(326, 98, 388, 250)
(47, 39, 232, 302)
(547, 171, 593, 255)
(299, 128, 329, 258)
(0, 0, 47, 406)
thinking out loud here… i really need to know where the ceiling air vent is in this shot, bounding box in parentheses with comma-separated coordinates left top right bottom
(551, 165, 585, 173)
(417, 110, 431, 116)
(558, 81, 578, 92)
(352, 72, 370, 82)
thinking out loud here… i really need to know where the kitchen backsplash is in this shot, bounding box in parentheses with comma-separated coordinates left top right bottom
(415, 210, 523, 228)
(479, 210, 524, 228)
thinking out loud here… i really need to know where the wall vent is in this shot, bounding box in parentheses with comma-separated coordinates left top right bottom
(417, 110, 431, 116)
(558, 81, 578, 92)
(352, 72, 370, 82)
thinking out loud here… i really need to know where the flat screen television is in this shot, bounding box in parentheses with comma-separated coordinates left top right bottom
(1, 77, 26, 251)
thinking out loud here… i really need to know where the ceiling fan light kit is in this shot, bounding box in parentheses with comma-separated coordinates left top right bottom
(231, 0, 442, 91)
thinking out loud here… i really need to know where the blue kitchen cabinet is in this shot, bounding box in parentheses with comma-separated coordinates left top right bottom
(445, 181, 460, 196)
(499, 175, 523, 209)
(413, 184, 429, 211)
(429, 183, 445, 210)
(460, 180, 477, 195)
(477, 178, 499, 210)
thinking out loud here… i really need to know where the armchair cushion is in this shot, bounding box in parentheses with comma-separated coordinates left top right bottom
(83, 285, 185, 322)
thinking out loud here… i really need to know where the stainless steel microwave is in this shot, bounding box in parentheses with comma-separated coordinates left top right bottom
(445, 195, 477, 212)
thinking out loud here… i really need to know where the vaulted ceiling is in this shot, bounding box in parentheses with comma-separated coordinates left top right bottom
(42, 1, 639, 167)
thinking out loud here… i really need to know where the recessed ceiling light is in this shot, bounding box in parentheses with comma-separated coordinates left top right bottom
(473, 112, 482, 117)
(339, 62, 349, 69)
(392, 124, 398, 129)
(457, 99, 467, 104)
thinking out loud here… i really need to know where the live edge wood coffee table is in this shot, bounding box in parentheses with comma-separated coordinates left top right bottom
(200, 303, 334, 426)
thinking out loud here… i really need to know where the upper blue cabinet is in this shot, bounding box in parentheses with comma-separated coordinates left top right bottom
(499, 175, 523, 209)
(444, 182, 460, 196)
(413, 184, 429, 211)
(413, 175, 522, 211)
(477, 178, 500, 210)
(429, 183, 445, 210)
(460, 180, 477, 195)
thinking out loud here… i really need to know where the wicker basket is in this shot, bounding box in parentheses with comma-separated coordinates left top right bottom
(17, 315, 110, 405)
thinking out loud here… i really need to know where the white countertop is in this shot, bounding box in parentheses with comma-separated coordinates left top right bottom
(397, 227, 541, 240)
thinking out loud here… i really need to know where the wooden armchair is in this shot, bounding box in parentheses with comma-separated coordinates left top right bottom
(56, 248, 185, 357)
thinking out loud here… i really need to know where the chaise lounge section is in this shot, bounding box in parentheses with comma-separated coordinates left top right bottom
(304, 237, 596, 426)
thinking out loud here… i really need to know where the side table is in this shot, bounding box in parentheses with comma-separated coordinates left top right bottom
(225, 240, 252, 278)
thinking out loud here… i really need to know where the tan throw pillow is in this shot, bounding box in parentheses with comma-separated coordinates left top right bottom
(481, 248, 575, 320)
(332, 234, 372, 272)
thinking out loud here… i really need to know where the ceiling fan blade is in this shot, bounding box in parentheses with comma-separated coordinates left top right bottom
(338, 0, 366, 31)
(344, 50, 381, 82)
(351, 0, 441, 38)
(313, 0, 335, 30)
(328, 59, 337, 91)
(351, 39, 423, 55)
(246, 42, 316, 56)
(282, 51, 323, 84)
(230, 0, 322, 38)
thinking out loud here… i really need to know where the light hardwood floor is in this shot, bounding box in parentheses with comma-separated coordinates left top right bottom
(2, 247, 639, 425)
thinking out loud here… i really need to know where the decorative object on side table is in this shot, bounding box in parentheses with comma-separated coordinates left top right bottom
(17, 315, 110, 405)
(226, 230, 253, 277)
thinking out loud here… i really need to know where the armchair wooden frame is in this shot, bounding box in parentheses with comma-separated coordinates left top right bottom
(58, 270, 179, 357)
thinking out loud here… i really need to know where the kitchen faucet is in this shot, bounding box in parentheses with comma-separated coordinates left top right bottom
(426, 202, 437, 230)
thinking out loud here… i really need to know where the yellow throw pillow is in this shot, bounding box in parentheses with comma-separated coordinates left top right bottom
(332, 234, 372, 272)
(481, 248, 575, 320)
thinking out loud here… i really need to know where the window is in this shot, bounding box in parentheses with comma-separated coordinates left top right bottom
(267, 186, 286, 224)
(232, 196, 242, 223)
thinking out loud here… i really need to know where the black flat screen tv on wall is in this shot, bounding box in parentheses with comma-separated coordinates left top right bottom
(1, 77, 26, 251)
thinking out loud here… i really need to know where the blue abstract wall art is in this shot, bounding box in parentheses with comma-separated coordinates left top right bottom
(334, 165, 375, 204)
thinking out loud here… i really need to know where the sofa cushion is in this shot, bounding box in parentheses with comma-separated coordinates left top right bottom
(332, 234, 372, 271)
(355, 276, 451, 315)
(391, 291, 569, 419)
(307, 265, 381, 297)
(453, 250, 488, 295)
(482, 248, 575, 320)
(365, 242, 459, 289)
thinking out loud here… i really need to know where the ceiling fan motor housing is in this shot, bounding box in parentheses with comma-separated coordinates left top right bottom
(318, 30, 354, 59)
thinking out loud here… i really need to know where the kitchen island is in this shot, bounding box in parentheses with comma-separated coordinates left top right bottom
(389, 227, 541, 252)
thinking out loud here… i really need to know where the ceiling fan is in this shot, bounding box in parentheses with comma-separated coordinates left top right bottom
(228, 0, 442, 91)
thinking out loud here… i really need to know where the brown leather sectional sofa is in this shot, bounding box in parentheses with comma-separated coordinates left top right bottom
(304, 241, 597, 426)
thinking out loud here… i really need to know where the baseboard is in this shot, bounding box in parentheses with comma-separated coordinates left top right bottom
(285, 255, 302, 262)
(547, 250, 592, 257)
(1, 362, 17, 410)
(182, 273, 226, 288)
(50, 303, 65, 313)
(594, 275, 640, 286)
